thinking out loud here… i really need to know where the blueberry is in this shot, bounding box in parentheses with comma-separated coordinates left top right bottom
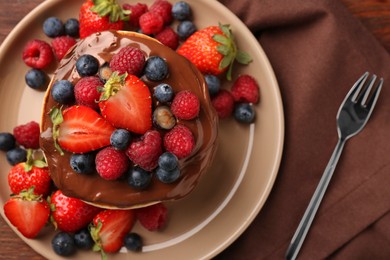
(51, 232, 76, 256)
(172, 1, 191, 21)
(204, 74, 220, 97)
(74, 228, 94, 250)
(43, 17, 64, 38)
(124, 233, 143, 252)
(144, 56, 169, 81)
(76, 54, 99, 77)
(51, 80, 75, 104)
(177, 21, 197, 40)
(70, 153, 95, 174)
(0, 133, 16, 151)
(98, 63, 113, 83)
(128, 167, 152, 190)
(110, 129, 132, 150)
(64, 18, 79, 38)
(153, 106, 176, 130)
(25, 69, 48, 90)
(158, 152, 178, 171)
(6, 147, 27, 166)
(156, 166, 180, 184)
(234, 103, 255, 124)
(154, 83, 174, 103)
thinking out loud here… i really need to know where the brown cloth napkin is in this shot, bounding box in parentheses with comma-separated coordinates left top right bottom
(215, 0, 390, 259)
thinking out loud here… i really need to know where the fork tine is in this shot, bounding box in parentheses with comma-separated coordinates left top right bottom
(358, 74, 377, 105)
(365, 77, 383, 110)
(349, 72, 369, 102)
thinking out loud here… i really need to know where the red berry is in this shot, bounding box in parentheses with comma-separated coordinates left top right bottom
(22, 39, 54, 69)
(170, 90, 200, 120)
(211, 89, 235, 119)
(163, 125, 195, 159)
(231, 74, 260, 103)
(51, 36, 77, 60)
(136, 203, 168, 231)
(13, 121, 40, 149)
(155, 27, 179, 50)
(126, 130, 162, 171)
(139, 11, 164, 35)
(50, 190, 102, 233)
(109, 46, 146, 76)
(150, 0, 173, 25)
(95, 147, 130, 180)
(123, 3, 148, 28)
(74, 76, 103, 110)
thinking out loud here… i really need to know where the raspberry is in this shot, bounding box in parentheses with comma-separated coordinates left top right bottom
(163, 125, 195, 159)
(22, 39, 54, 69)
(74, 76, 103, 110)
(95, 147, 130, 180)
(136, 203, 168, 231)
(211, 89, 235, 119)
(150, 0, 173, 25)
(51, 36, 77, 60)
(139, 11, 164, 35)
(231, 74, 260, 103)
(155, 27, 179, 50)
(109, 46, 146, 76)
(123, 3, 148, 28)
(13, 121, 40, 149)
(126, 130, 163, 171)
(170, 90, 200, 120)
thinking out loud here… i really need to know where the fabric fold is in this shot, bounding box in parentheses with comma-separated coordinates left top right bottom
(216, 0, 390, 258)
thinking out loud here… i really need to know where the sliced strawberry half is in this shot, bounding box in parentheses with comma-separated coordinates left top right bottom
(99, 72, 152, 134)
(90, 209, 135, 256)
(4, 187, 50, 239)
(56, 105, 115, 153)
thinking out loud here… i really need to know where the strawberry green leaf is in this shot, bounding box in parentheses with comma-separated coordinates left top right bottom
(49, 106, 64, 156)
(99, 72, 128, 101)
(217, 45, 231, 56)
(219, 23, 232, 38)
(91, 0, 130, 22)
(236, 50, 253, 65)
(213, 34, 230, 45)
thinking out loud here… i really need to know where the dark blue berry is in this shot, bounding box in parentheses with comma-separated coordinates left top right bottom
(43, 17, 64, 38)
(158, 152, 178, 171)
(25, 69, 48, 90)
(64, 18, 79, 38)
(6, 147, 27, 166)
(76, 54, 99, 77)
(172, 1, 191, 21)
(110, 129, 132, 150)
(51, 232, 76, 256)
(128, 167, 152, 190)
(154, 83, 174, 103)
(98, 63, 113, 83)
(204, 74, 220, 97)
(153, 106, 176, 130)
(74, 228, 94, 250)
(234, 103, 255, 124)
(124, 233, 143, 252)
(51, 80, 75, 104)
(144, 56, 169, 81)
(0, 133, 16, 151)
(156, 166, 180, 184)
(70, 153, 95, 174)
(177, 21, 197, 40)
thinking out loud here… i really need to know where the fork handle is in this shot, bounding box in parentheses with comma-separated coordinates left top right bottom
(285, 138, 346, 260)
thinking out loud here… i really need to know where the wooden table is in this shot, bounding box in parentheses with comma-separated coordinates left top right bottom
(0, 0, 389, 259)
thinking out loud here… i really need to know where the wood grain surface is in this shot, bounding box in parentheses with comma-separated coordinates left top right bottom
(0, 0, 389, 259)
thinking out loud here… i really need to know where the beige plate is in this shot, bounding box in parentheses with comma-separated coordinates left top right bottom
(0, 0, 284, 259)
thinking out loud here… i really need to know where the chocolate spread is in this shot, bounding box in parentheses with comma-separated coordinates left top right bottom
(40, 31, 218, 208)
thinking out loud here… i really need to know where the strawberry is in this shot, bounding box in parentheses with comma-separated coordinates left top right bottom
(50, 105, 115, 154)
(50, 190, 102, 233)
(90, 209, 135, 257)
(4, 187, 50, 238)
(8, 149, 51, 197)
(99, 73, 152, 134)
(177, 24, 252, 80)
(79, 0, 130, 39)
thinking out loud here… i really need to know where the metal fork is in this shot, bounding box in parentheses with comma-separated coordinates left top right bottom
(285, 72, 383, 260)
